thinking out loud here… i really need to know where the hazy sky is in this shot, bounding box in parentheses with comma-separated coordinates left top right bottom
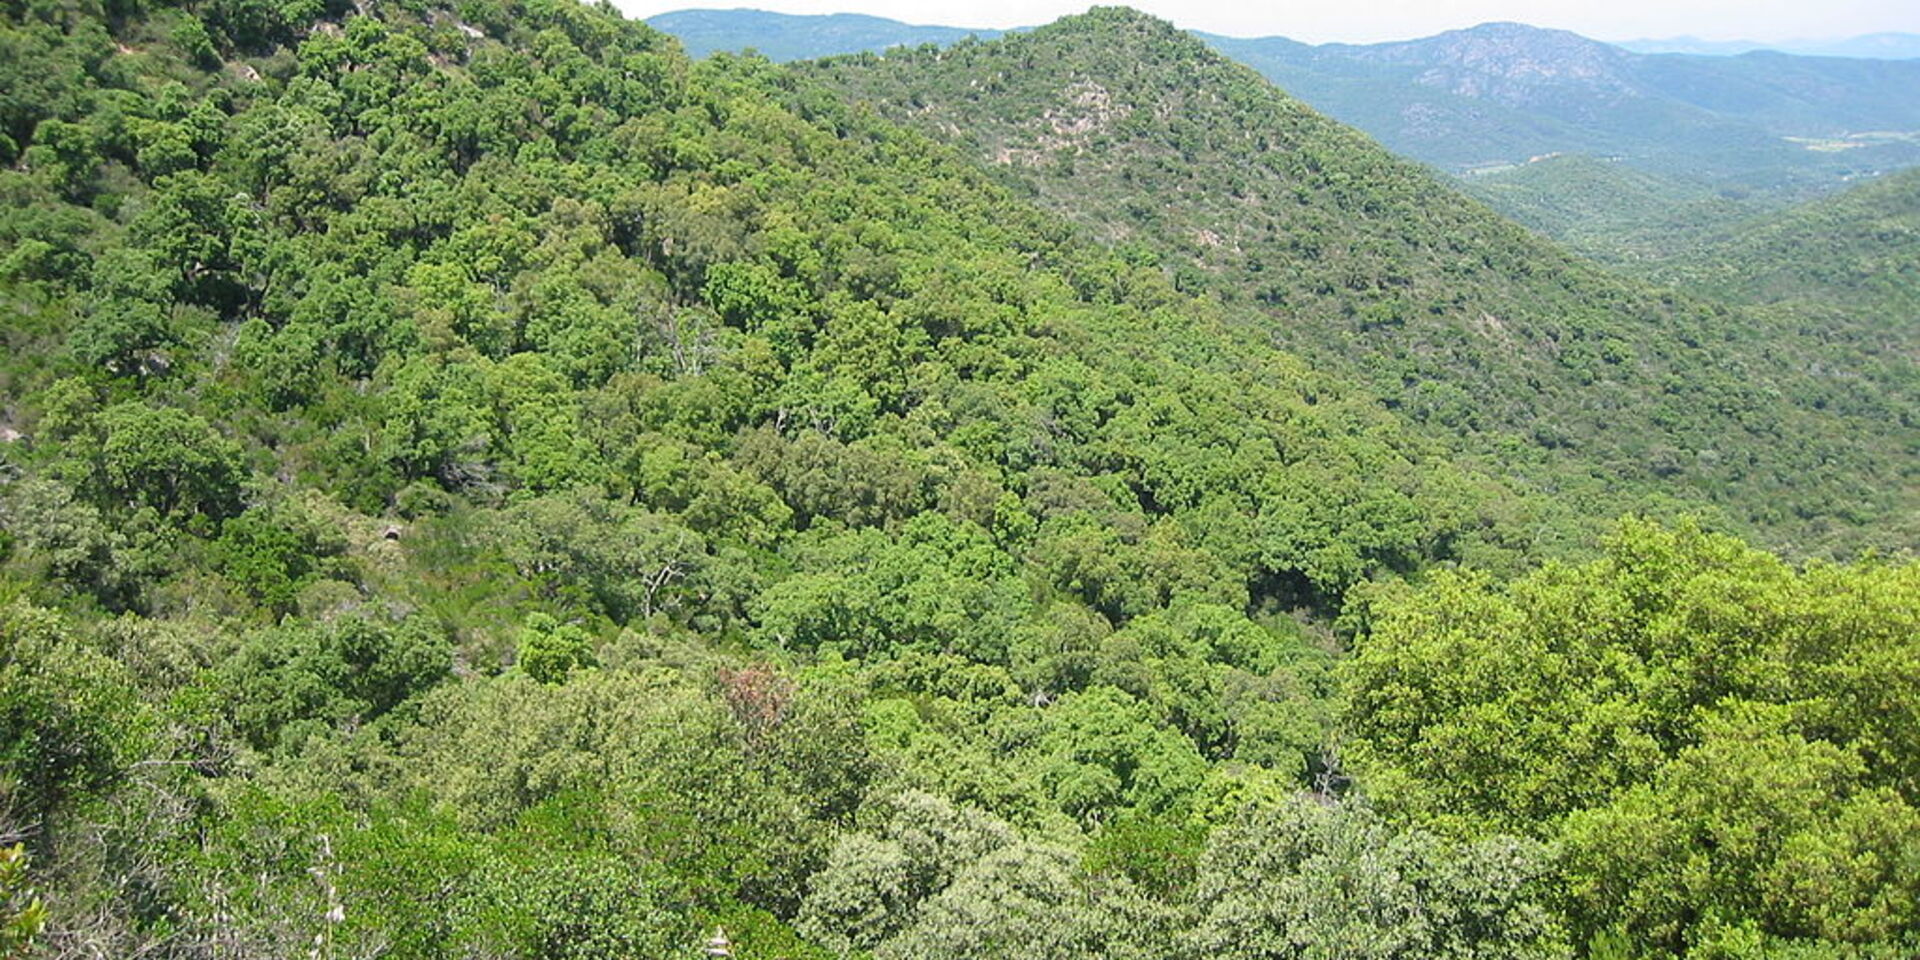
(613, 0, 1920, 44)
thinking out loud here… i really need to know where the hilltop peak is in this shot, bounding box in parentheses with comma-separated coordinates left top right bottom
(1452, 20, 1610, 42)
(1034, 5, 1196, 45)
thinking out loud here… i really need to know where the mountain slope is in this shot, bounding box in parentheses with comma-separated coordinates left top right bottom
(4, 2, 1918, 958)
(1459, 155, 1765, 263)
(1654, 166, 1920, 315)
(799, 8, 1919, 553)
(0, 0, 1552, 952)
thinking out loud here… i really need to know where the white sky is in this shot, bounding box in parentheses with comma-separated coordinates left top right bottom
(612, 1, 1920, 44)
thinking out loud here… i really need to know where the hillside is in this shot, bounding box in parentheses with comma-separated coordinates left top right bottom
(0, 0, 1574, 954)
(800, 8, 1920, 555)
(1459, 154, 1766, 263)
(1653, 166, 1920, 314)
(3, 1, 1919, 959)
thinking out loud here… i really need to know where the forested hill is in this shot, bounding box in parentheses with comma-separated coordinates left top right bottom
(799, 8, 1920, 554)
(1652, 166, 1920, 315)
(3, 0, 1919, 959)
(0, 0, 1584, 952)
(1457, 154, 1767, 264)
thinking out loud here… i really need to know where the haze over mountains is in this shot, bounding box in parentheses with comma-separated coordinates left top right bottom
(1619, 33, 1920, 59)
(1203, 23, 1920, 178)
(648, 8, 1008, 61)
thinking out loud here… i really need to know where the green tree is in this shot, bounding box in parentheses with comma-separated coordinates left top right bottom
(877, 841, 1175, 960)
(212, 615, 450, 754)
(1187, 797, 1567, 960)
(93, 402, 245, 520)
(1560, 706, 1920, 955)
(797, 789, 1014, 952)
(0, 602, 147, 836)
(0, 845, 45, 958)
(516, 613, 597, 684)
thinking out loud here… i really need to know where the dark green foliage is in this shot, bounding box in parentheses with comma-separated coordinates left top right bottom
(211, 501, 342, 613)
(1082, 810, 1205, 898)
(211, 613, 450, 753)
(91, 402, 245, 520)
(0, 0, 1912, 955)
(0, 602, 146, 832)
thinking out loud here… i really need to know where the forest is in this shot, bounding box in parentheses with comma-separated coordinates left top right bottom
(0, 0, 1916, 958)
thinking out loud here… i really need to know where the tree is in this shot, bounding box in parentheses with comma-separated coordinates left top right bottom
(1028, 685, 1208, 824)
(797, 790, 1014, 952)
(212, 615, 450, 754)
(1346, 519, 1920, 954)
(877, 841, 1175, 960)
(516, 613, 597, 684)
(464, 854, 686, 960)
(493, 492, 708, 624)
(93, 402, 244, 520)
(0, 602, 147, 839)
(0, 845, 45, 958)
(0, 476, 123, 602)
(1187, 797, 1567, 960)
(1559, 706, 1920, 955)
(212, 503, 342, 615)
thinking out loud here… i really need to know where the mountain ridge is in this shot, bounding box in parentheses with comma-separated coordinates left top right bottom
(797, 6, 1920, 554)
(653, 9, 1920, 202)
(648, 8, 1920, 62)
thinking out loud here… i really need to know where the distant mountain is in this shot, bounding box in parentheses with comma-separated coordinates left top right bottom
(1203, 22, 1920, 185)
(645, 8, 1005, 60)
(1617, 37, 1775, 56)
(1621, 32, 1920, 59)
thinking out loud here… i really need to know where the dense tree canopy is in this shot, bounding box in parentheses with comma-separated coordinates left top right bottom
(0, 0, 1911, 957)
(1348, 520, 1920, 956)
